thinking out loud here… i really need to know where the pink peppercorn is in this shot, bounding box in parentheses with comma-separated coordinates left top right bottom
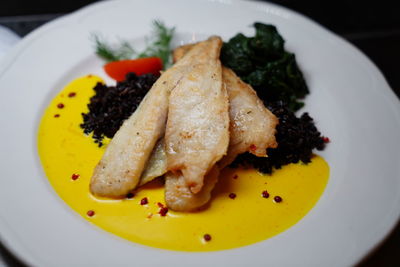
(140, 197, 148, 205)
(203, 234, 212, 241)
(322, 137, 330, 143)
(159, 207, 168, 216)
(87, 210, 95, 217)
(229, 193, 236, 199)
(274, 196, 283, 203)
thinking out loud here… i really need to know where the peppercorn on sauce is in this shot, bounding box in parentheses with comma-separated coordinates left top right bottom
(38, 75, 329, 251)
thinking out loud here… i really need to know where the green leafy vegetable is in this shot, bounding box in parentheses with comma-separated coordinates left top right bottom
(93, 20, 175, 68)
(221, 22, 309, 111)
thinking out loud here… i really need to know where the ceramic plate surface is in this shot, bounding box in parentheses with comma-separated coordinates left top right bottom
(1, 0, 400, 266)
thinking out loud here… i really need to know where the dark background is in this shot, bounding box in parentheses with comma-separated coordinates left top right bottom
(1, 0, 399, 266)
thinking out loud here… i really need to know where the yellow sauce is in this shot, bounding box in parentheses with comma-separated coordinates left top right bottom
(38, 75, 329, 251)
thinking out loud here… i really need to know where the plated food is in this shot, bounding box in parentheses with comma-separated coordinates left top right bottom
(37, 21, 331, 251)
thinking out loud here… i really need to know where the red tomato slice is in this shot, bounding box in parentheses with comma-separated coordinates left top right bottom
(104, 57, 163, 81)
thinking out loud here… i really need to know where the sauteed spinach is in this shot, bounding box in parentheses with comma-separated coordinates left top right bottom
(221, 23, 309, 111)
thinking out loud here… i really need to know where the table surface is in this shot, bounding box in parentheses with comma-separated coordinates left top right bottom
(0, 0, 399, 266)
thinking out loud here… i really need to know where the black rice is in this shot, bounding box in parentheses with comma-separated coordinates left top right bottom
(80, 72, 159, 146)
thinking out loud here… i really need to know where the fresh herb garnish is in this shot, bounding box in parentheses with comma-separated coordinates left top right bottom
(94, 35, 136, 62)
(137, 20, 175, 68)
(93, 20, 175, 69)
(221, 22, 309, 111)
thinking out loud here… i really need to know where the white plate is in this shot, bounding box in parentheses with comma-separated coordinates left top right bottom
(1, 0, 400, 266)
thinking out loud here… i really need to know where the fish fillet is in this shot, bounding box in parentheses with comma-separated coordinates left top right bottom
(172, 43, 193, 63)
(165, 37, 229, 194)
(173, 44, 278, 168)
(218, 68, 278, 167)
(165, 166, 219, 211)
(138, 138, 167, 186)
(163, 43, 278, 211)
(90, 37, 223, 197)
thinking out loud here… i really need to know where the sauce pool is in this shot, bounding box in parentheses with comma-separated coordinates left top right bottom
(38, 75, 329, 251)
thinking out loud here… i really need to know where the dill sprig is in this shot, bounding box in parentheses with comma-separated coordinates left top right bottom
(93, 20, 175, 68)
(137, 20, 175, 68)
(93, 35, 136, 62)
